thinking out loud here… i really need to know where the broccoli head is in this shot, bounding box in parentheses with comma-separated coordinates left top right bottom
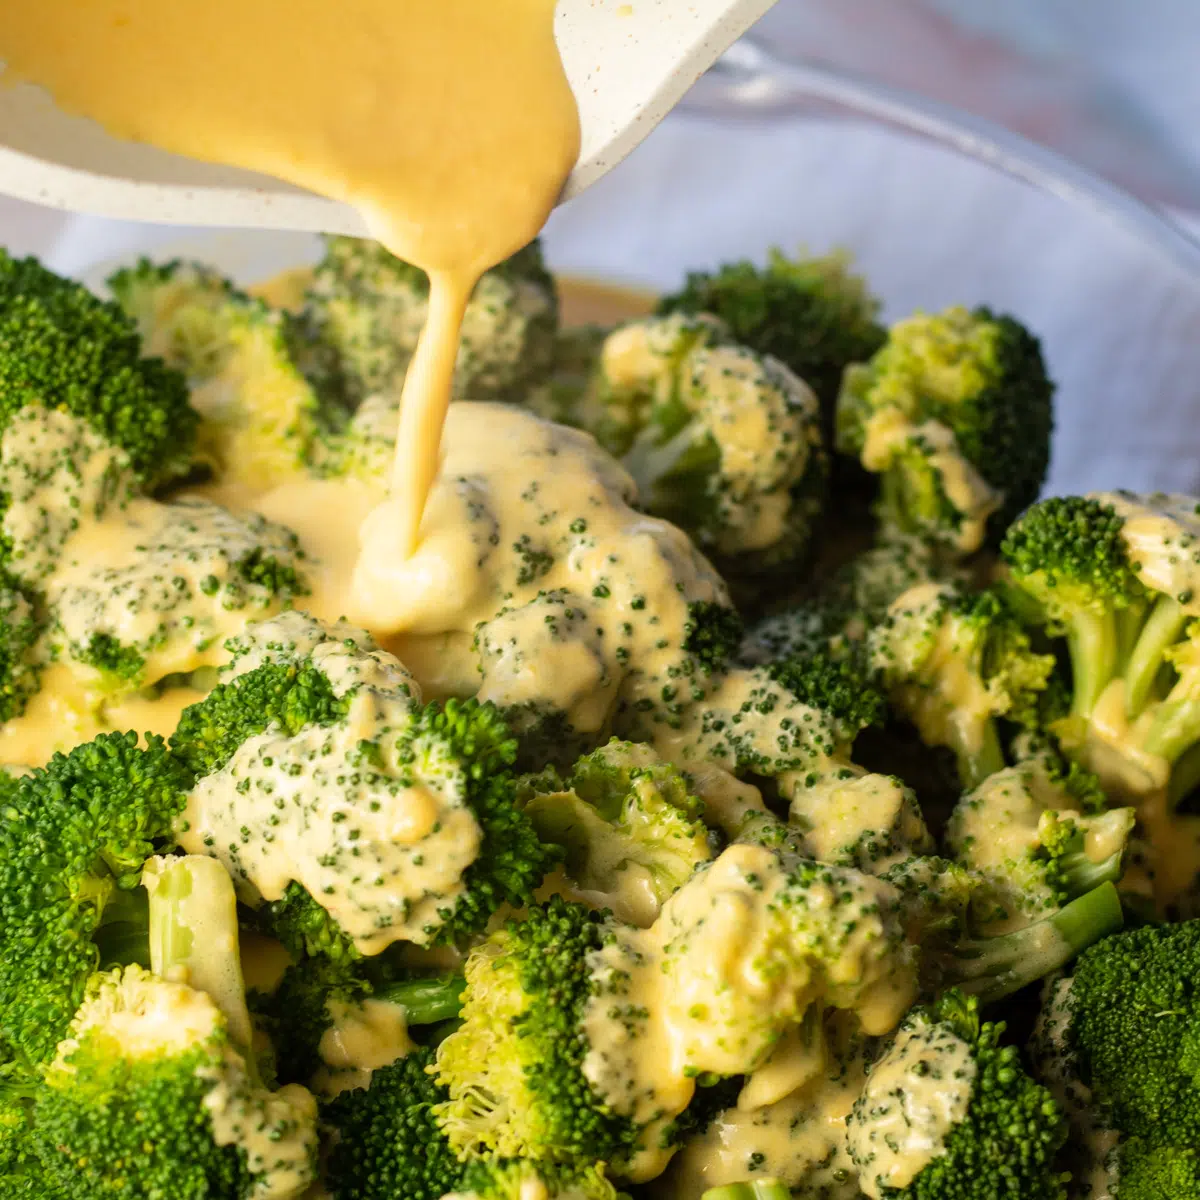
(1002, 491, 1200, 820)
(868, 582, 1059, 788)
(836, 306, 1054, 555)
(172, 611, 558, 953)
(433, 897, 644, 1170)
(847, 990, 1068, 1199)
(0, 731, 189, 1066)
(576, 312, 827, 585)
(947, 750, 1134, 928)
(108, 258, 335, 490)
(0, 250, 197, 487)
(522, 738, 717, 926)
(656, 247, 885, 419)
(30, 853, 318, 1200)
(289, 235, 559, 405)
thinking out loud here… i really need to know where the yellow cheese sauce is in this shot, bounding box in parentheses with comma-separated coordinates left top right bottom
(0, 0, 580, 609)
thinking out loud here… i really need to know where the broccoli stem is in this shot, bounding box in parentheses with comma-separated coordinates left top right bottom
(960, 720, 1008, 791)
(1143, 693, 1200, 766)
(944, 881, 1123, 1005)
(92, 885, 151, 970)
(144, 855, 255, 1056)
(1059, 849, 1127, 899)
(1170, 742, 1200, 808)
(374, 974, 465, 1026)
(1124, 595, 1186, 718)
(702, 1182, 792, 1200)
(1068, 611, 1119, 718)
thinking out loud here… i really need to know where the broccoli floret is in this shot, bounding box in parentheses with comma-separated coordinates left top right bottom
(1002, 491, 1200, 817)
(0, 250, 197, 487)
(523, 739, 717, 926)
(847, 990, 1068, 1199)
(576, 312, 827, 584)
(883, 859, 1123, 1004)
(868, 582, 1058, 788)
(323, 1041, 625, 1200)
(656, 248, 885, 420)
(947, 752, 1134, 927)
(836, 306, 1054, 555)
(30, 854, 318, 1199)
(0, 731, 189, 1066)
(108, 258, 335, 489)
(289, 235, 558, 405)
(434, 897, 643, 1168)
(1051, 920, 1200, 1147)
(323, 1045, 464, 1200)
(172, 611, 558, 952)
(0, 587, 40, 723)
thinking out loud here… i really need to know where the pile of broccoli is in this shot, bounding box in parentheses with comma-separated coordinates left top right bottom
(0, 239, 1190, 1198)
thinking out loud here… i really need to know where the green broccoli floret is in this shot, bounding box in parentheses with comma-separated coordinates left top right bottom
(289, 235, 558, 406)
(322, 1041, 625, 1200)
(883, 859, 1123, 1005)
(434, 897, 643, 1168)
(30, 854, 318, 1199)
(847, 990, 1068, 1199)
(575, 312, 827, 585)
(522, 738, 717, 926)
(836, 306, 1054, 555)
(1050, 920, 1200, 1147)
(0, 250, 197, 487)
(868, 582, 1058, 788)
(1002, 491, 1200, 813)
(0, 587, 40, 723)
(656, 248, 885, 420)
(322, 1045, 462, 1200)
(0, 731, 189, 1066)
(171, 611, 558, 952)
(108, 258, 335, 490)
(947, 751, 1134, 927)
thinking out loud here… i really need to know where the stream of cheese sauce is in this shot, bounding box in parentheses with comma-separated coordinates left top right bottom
(0, 0, 580, 586)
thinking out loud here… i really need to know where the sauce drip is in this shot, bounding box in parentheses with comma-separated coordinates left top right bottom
(0, 0, 580, 562)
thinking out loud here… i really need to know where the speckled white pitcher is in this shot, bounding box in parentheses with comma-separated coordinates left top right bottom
(0, 0, 777, 233)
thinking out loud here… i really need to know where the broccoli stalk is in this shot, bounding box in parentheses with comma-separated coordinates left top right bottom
(31, 855, 319, 1199)
(701, 1183, 792, 1200)
(1002, 493, 1200, 807)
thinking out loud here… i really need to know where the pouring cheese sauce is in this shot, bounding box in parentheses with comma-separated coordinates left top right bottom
(0, 0, 580, 575)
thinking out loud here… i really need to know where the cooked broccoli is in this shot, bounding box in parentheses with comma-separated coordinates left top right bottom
(436, 844, 916, 1183)
(883, 858, 1123, 1004)
(868, 582, 1059, 788)
(30, 854, 318, 1199)
(171, 611, 558, 952)
(288, 235, 558, 405)
(698, 1184, 792, 1200)
(0, 250, 197, 487)
(1002, 491, 1200, 811)
(0, 731, 189, 1066)
(847, 990, 1068, 1199)
(947, 750, 1134, 927)
(433, 897, 645, 1170)
(323, 1040, 625, 1200)
(574, 312, 827, 583)
(522, 738, 717, 926)
(656, 248, 885, 420)
(108, 258, 334, 489)
(836, 306, 1054, 555)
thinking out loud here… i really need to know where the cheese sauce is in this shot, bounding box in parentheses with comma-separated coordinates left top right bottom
(0, 0, 580, 593)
